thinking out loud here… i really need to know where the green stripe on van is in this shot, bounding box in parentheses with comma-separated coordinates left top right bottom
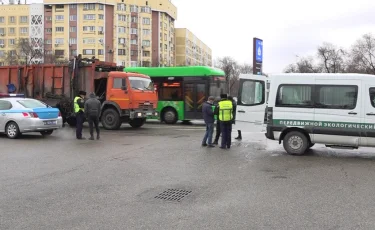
(274, 119, 375, 130)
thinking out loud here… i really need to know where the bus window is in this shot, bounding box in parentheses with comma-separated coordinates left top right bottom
(210, 76, 226, 97)
(160, 82, 182, 101)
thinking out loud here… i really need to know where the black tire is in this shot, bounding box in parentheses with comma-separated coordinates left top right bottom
(308, 143, 315, 149)
(283, 131, 309, 155)
(40, 130, 53, 136)
(163, 108, 177, 124)
(66, 116, 77, 127)
(129, 118, 146, 128)
(101, 108, 121, 130)
(6, 121, 20, 139)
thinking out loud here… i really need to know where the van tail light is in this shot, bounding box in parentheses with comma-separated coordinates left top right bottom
(22, 112, 38, 118)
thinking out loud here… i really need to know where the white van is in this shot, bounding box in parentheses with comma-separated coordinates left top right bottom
(235, 73, 375, 155)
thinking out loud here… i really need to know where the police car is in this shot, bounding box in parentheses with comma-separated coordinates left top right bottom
(0, 94, 63, 139)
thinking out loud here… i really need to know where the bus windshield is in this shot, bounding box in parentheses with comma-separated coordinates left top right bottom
(129, 76, 154, 91)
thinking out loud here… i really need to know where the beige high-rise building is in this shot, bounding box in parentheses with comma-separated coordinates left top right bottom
(0, 1, 212, 67)
(175, 28, 212, 67)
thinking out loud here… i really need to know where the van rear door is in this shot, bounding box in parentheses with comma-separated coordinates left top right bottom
(235, 74, 267, 133)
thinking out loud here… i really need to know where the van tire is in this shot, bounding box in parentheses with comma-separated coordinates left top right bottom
(101, 108, 121, 130)
(283, 131, 308, 155)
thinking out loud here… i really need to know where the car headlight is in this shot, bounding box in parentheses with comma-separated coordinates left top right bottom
(137, 112, 142, 117)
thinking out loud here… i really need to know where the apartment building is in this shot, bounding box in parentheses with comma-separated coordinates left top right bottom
(175, 28, 212, 67)
(0, 1, 213, 67)
(0, 0, 177, 67)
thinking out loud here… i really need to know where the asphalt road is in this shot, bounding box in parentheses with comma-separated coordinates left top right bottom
(2, 122, 375, 230)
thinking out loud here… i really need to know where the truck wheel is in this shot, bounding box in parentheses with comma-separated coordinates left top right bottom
(66, 116, 76, 127)
(283, 131, 308, 156)
(101, 108, 121, 130)
(163, 108, 177, 124)
(129, 118, 146, 128)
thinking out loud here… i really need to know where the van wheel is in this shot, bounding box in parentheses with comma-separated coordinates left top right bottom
(163, 108, 177, 124)
(101, 108, 121, 130)
(283, 131, 308, 155)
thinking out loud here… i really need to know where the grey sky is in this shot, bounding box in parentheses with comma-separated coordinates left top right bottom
(173, 0, 375, 73)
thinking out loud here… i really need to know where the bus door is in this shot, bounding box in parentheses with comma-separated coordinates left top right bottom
(184, 81, 208, 120)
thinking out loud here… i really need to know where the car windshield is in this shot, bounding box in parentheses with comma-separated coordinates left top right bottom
(129, 76, 153, 91)
(17, 99, 47, 108)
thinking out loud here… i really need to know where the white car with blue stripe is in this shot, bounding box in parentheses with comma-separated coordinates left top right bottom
(0, 97, 63, 139)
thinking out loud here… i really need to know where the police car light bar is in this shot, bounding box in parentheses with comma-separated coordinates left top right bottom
(0, 93, 25, 98)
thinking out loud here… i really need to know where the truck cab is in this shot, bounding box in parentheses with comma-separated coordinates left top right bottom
(97, 72, 158, 130)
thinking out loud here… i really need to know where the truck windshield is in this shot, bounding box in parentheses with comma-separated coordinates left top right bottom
(129, 76, 154, 91)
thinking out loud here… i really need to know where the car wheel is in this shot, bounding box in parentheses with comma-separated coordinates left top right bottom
(101, 108, 121, 130)
(163, 108, 177, 124)
(40, 130, 53, 136)
(283, 131, 308, 155)
(6, 122, 20, 139)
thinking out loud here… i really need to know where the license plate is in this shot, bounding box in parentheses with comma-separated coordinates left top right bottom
(146, 112, 152, 115)
(44, 120, 57, 125)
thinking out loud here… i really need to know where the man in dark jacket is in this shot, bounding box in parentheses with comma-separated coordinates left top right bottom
(201, 96, 215, 147)
(84, 92, 102, 140)
(213, 96, 221, 145)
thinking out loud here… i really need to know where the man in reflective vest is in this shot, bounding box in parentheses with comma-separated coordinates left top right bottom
(74, 90, 86, 139)
(216, 94, 233, 149)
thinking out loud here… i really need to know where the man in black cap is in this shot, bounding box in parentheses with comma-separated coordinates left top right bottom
(74, 90, 86, 139)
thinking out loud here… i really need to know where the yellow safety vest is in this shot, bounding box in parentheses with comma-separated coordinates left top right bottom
(218, 100, 233, 121)
(74, 96, 84, 113)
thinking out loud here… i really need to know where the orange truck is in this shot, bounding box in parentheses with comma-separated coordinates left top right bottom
(0, 58, 158, 129)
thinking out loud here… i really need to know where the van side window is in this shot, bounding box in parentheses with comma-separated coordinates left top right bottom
(316, 85, 357, 109)
(369, 88, 375, 107)
(113, 78, 123, 89)
(239, 80, 264, 106)
(276, 85, 313, 107)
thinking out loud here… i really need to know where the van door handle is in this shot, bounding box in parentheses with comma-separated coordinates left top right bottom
(238, 110, 245, 113)
(366, 113, 375, 116)
(348, 112, 357, 115)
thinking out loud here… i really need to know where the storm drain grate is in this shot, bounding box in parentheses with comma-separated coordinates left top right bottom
(154, 189, 192, 202)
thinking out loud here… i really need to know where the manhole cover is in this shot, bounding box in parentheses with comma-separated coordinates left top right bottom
(154, 189, 192, 202)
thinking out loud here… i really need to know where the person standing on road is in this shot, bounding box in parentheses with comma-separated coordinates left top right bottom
(216, 94, 234, 149)
(74, 91, 86, 140)
(202, 96, 216, 147)
(213, 96, 221, 145)
(85, 92, 102, 140)
(228, 96, 242, 140)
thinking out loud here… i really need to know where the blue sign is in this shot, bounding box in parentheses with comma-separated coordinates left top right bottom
(255, 39, 263, 63)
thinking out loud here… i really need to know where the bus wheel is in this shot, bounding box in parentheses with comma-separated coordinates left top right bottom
(283, 131, 308, 156)
(101, 108, 121, 130)
(163, 108, 177, 124)
(129, 118, 146, 128)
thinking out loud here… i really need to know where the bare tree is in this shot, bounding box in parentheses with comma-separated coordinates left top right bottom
(214, 56, 238, 94)
(284, 56, 320, 73)
(317, 42, 346, 73)
(2, 38, 43, 66)
(1, 38, 67, 66)
(350, 33, 375, 74)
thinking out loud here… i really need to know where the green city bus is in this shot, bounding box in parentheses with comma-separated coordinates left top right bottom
(124, 66, 226, 124)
